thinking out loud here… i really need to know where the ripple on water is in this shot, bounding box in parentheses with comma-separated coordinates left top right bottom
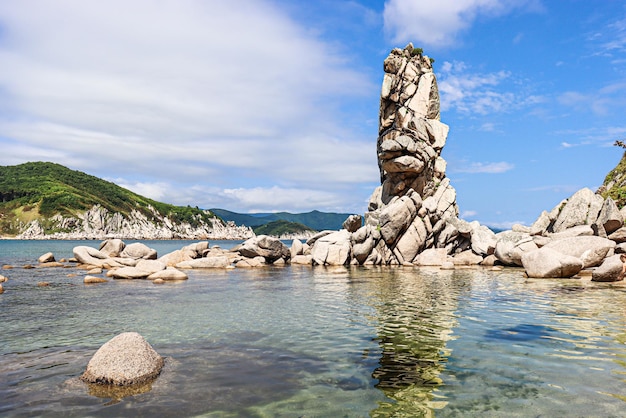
(2, 251, 626, 416)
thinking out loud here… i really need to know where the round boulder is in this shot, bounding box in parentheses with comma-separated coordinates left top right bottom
(81, 332, 164, 386)
(521, 247, 583, 278)
(38, 252, 55, 263)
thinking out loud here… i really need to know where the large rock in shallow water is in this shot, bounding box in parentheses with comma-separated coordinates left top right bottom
(238, 235, 290, 263)
(311, 230, 352, 266)
(591, 255, 623, 282)
(81, 332, 164, 386)
(521, 247, 583, 278)
(543, 236, 615, 268)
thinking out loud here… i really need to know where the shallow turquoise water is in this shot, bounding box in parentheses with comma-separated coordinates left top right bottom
(1, 240, 626, 417)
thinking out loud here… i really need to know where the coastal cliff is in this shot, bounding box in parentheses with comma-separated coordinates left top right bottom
(15, 204, 254, 240)
(0, 162, 253, 240)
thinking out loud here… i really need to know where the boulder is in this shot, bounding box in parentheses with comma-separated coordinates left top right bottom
(99, 239, 125, 257)
(73, 246, 122, 268)
(394, 217, 427, 263)
(311, 230, 352, 266)
(414, 248, 447, 266)
(379, 196, 416, 245)
(135, 260, 166, 275)
(521, 247, 583, 278)
(158, 249, 198, 267)
(544, 236, 615, 268)
(177, 256, 231, 269)
(551, 188, 602, 232)
(238, 235, 290, 263)
(81, 332, 164, 386)
(342, 214, 363, 233)
(290, 239, 304, 258)
(109, 267, 151, 279)
(120, 243, 158, 260)
(453, 250, 483, 265)
(548, 225, 594, 240)
(235, 256, 266, 268)
(84, 275, 108, 284)
(147, 267, 188, 281)
(470, 224, 497, 256)
(291, 255, 313, 265)
(597, 197, 623, 234)
(609, 227, 626, 244)
(530, 210, 552, 236)
(591, 255, 623, 282)
(494, 231, 537, 266)
(38, 252, 55, 263)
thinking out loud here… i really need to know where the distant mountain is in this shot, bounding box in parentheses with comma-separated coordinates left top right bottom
(252, 220, 315, 236)
(0, 162, 251, 239)
(211, 208, 355, 231)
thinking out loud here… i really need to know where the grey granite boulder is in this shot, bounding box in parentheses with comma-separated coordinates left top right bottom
(591, 255, 623, 282)
(99, 239, 125, 257)
(38, 252, 55, 263)
(494, 231, 537, 266)
(120, 243, 158, 260)
(73, 246, 122, 268)
(597, 197, 624, 235)
(544, 236, 615, 268)
(81, 332, 164, 386)
(414, 248, 447, 266)
(177, 256, 231, 269)
(551, 188, 603, 233)
(342, 214, 363, 233)
(521, 247, 583, 278)
(147, 267, 188, 281)
(238, 235, 290, 263)
(311, 230, 352, 266)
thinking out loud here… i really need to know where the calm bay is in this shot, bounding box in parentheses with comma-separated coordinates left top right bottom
(1, 240, 626, 417)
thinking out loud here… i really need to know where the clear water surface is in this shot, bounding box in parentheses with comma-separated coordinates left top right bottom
(1, 240, 626, 417)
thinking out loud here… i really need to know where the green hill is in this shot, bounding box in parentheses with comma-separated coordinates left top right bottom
(0, 161, 216, 235)
(253, 220, 315, 236)
(211, 208, 354, 231)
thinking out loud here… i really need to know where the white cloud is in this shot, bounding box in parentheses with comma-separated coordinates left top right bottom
(0, 0, 380, 213)
(453, 161, 514, 174)
(438, 61, 546, 115)
(383, 0, 544, 47)
(558, 83, 626, 116)
(461, 210, 478, 218)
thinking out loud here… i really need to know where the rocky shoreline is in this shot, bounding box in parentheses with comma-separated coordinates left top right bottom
(3, 44, 625, 281)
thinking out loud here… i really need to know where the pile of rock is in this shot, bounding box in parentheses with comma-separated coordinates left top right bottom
(306, 44, 496, 267)
(300, 44, 626, 282)
(504, 188, 624, 280)
(73, 239, 189, 282)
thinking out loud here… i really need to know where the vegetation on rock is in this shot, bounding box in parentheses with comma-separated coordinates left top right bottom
(0, 162, 216, 235)
(600, 143, 626, 208)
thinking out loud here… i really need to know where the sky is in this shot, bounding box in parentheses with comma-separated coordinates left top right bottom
(0, 0, 625, 229)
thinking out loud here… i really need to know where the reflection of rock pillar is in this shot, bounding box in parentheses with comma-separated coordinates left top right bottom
(377, 43, 451, 203)
(353, 268, 464, 415)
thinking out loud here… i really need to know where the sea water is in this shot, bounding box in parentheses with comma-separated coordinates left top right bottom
(1, 240, 626, 417)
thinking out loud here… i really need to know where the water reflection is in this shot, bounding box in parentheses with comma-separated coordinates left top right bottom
(347, 267, 470, 417)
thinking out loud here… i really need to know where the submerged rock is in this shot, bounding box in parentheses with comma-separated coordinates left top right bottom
(81, 332, 164, 386)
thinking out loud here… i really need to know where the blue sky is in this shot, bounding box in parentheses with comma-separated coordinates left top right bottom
(0, 0, 625, 229)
